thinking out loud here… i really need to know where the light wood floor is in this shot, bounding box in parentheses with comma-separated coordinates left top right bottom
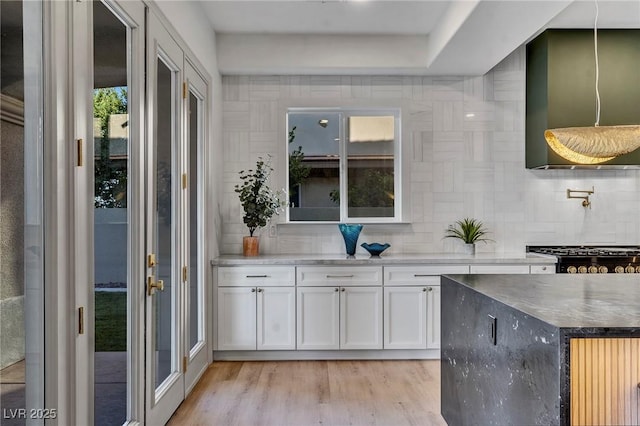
(168, 360, 446, 426)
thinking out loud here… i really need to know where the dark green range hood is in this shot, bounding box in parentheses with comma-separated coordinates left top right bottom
(526, 29, 640, 169)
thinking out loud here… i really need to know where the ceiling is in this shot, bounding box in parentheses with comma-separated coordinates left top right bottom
(200, 0, 640, 75)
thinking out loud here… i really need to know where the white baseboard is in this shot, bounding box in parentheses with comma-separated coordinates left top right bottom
(213, 349, 440, 361)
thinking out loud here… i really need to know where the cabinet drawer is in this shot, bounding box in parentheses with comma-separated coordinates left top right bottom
(218, 266, 295, 287)
(384, 265, 469, 285)
(297, 266, 382, 286)
(530, 264, 555, 274)
(470, 264, 530, 274)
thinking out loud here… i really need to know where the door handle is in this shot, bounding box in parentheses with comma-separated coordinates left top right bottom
(147, 275, 165, 296)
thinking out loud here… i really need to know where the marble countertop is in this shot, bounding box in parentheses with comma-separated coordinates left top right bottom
(443, 274, 640, 329)
(211, 252, 557, 266)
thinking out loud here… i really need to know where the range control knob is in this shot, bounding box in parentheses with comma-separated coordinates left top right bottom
(588, 266, 599, 273)
(598, 266, 609, 274)
(626, 265, 636, 273)
(578, 266, 588, 274)
(567, 266, 578, 274)
(615, 266, 625, 273)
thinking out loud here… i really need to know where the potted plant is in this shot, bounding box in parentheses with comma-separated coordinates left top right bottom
(235, 156, 285, 256)
(444, 218, 493, 255)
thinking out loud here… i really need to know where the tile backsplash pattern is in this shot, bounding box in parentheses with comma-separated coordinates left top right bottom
(221, 47, 640, 255)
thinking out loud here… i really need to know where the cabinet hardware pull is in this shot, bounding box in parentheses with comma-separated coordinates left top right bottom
(414, 274, 432, 277)
(258, 288, 263, 292)
(326, 275, 354, 278)
(251, 288, 256, 293)
(422, 288, 427, 292)
(341, 288, 346, 292)
(246, 275, 268, 278)
(428, 287, 433, 292)
(334, 288, 339, 292)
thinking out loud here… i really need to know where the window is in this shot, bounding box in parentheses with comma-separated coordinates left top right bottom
(287, 108, 401, 222)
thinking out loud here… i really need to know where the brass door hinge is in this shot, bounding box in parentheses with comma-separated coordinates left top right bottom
(182, 173, 187, 189)
(78, 306, 85, 335)
(182, 266, 187, 283)
(77, 139, 84, 167)
(183, 82, 187, 99)
(183, 356, 188, 373)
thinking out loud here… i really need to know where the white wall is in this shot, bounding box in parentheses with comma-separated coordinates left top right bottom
(154, 0, 224, 258)
(220, 47, 640, 256)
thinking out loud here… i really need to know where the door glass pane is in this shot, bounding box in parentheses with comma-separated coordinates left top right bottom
(287, 112, 340, 221)
(188, 92, 200, 351)
(155, 57, 174, 387)
(93, 1, 128, 424)
(0, 1, 44, 424)
(346, 116, 395, 218)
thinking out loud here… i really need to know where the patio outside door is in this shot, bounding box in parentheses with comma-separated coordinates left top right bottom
(144, 9, 185, 425)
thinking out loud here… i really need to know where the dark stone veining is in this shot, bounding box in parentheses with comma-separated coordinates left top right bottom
(441, 274, 640, 426)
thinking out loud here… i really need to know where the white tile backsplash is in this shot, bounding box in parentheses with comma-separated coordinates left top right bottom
(220, 46, 640, 255)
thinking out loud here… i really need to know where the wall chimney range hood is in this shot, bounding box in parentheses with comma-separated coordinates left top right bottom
(526, 29, 640, 169)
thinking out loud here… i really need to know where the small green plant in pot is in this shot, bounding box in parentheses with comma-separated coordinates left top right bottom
(444, 218, 493, 255)
(235, 156, 285, 256)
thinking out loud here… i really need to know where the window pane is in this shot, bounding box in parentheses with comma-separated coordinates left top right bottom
(346, 116, 395, 218)
(188, 91, 200, 350)
(155, 56, 174, 387)
(93, 1, 129, 424)
(287, 112, 340, 221)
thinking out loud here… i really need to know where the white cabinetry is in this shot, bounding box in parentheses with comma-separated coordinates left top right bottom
(470, 264, 555, 274)
(383, 265, 468, 350)
(297, 286, 339, 349)
(297, 266, 382, 350)
(217, 266, 295, 351)
(383, 286, 427, 349)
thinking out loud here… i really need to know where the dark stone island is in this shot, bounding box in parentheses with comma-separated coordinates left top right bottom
(440, 274, 640, 426)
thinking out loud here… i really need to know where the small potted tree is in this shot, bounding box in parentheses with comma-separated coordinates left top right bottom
(444, 218, 493, 255)
(235, 156, 285, 256)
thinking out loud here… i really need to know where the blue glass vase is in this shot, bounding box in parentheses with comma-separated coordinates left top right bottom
(338, 224, 363, 256)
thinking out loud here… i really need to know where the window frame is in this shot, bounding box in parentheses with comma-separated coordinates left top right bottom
(286, 107, 402, 224)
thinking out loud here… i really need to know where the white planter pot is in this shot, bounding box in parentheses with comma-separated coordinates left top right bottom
(463, 243, 476, 255)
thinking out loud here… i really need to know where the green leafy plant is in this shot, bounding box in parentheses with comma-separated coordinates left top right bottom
(94, 87, 128, 208)
(288, 126, 311, 204)
(235, 156, 285, 237)
(329, 169, 394, 207)
(444, 218, 494, 244)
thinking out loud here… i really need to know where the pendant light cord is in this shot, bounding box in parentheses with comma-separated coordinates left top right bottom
(594, 0, 601, 127)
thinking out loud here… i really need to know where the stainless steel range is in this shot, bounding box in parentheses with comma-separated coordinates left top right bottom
(527, 246, 640, 274)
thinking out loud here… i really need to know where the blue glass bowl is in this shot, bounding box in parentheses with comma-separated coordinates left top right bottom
(361, 243, 390, 257)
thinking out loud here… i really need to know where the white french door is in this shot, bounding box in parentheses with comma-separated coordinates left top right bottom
(145, 9, 185, 425)
(71, 2, 209, 424)
(183, 61, 209, 392)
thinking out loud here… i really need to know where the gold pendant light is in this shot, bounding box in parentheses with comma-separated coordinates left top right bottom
(544, 0, 640, 164)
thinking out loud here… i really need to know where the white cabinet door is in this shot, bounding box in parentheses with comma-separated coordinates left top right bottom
(297, 286, 340, 350)
(257, 287, 296, 350)
(426, 285, 441, 349)
(217, 287, 257, 350)
(340, 286, 383, 350)
(384, 286, 427, 349)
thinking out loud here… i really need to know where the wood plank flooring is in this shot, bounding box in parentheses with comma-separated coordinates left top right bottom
(168, 360, 446, 426)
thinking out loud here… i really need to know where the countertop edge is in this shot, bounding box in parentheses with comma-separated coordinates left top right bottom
(210, 253, 557, 266)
